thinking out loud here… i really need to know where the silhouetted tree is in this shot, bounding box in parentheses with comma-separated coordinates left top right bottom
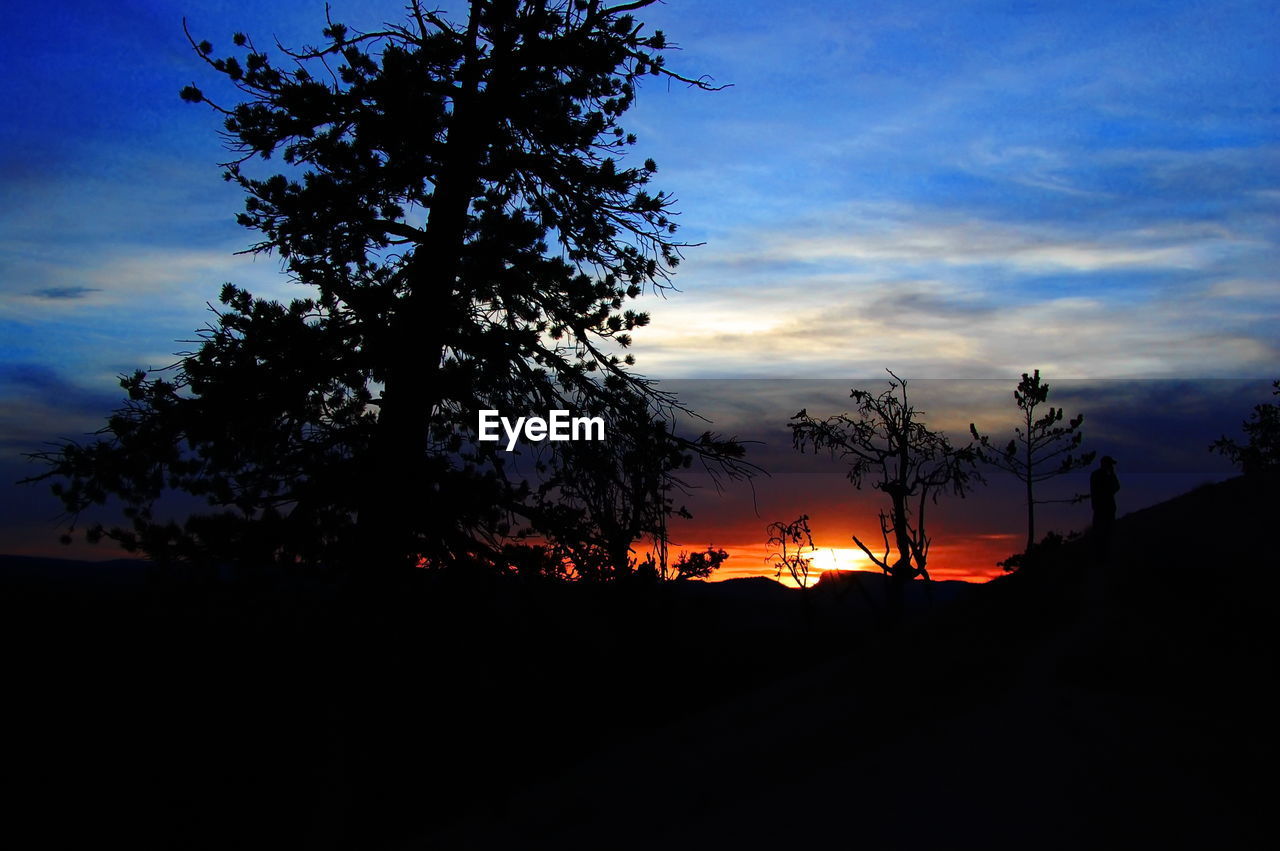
(24, 0, 750, 573)
(969, 369, 1094, 553)
(767, 515, 817, 589)
(500, 542, 570, 581)
(995, 529, 1081, 573)
(791, 372, 979, 615)
(629, 545, 727, 581)
(530, 404, 740, 581)
(1211, 379, 1280, 474)
(667, 547, 730, 581)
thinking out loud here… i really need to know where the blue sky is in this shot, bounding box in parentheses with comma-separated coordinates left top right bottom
(2, 0, 1276, 561)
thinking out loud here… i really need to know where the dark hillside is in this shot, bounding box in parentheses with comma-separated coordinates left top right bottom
(3, 475, 1274, 849)
(0, 553, 956, 848)
(413, 474, 1278, 849)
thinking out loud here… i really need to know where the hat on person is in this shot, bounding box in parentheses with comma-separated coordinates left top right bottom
(1100, 455, 1116, 466)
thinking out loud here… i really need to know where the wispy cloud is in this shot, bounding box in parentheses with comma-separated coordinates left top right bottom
(753, 220, 1233, 273)
(26, 286, 101, 300)
(0, 362, 122, 450)
(629, 190, 1278, 379)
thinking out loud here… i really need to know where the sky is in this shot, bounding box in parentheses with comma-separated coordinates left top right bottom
(1, 0, 1276, 579)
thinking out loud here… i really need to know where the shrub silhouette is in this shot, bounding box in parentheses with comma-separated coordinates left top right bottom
(1210, 379, 1280, 474)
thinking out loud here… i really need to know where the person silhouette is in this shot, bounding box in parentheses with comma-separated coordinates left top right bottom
(1089, 455, 1120, 560)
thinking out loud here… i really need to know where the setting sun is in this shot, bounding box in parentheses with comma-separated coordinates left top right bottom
(802, 547, 874, 584)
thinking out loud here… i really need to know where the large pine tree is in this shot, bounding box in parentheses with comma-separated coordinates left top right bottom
(28, 0, 749, 574)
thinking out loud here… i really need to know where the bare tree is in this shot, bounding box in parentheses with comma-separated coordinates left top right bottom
(767, 515, 817, 589)
(790, 372, 979, 616)
(969, 370, 1094, 553)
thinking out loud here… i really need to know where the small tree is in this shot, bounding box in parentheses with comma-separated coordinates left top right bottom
(767, 515, 817, 589)
(994, 529, 1081, 574)
(1210, 380, 1280, 474)
(969, 369, 1094, 553)
(633, 546, 728, 581)
(790, 372, 979, 613)
(668, 547, 729, 581)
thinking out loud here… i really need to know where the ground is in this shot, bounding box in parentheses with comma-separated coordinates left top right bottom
(3, 475, 1275, 849)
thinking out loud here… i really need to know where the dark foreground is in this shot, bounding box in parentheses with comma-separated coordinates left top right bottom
(4, 475, 1276, 849)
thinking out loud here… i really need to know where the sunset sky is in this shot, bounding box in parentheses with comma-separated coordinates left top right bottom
(2, 1, 1276, 579)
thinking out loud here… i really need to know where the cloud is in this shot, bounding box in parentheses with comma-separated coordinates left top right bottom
(0, 361, 124, 452)
(26, 286, 101, 300)
(0, 240, 304, 396)
(625, 179, 1279, 380)
(0, 361, 115, 404)
(715, 208, 1254, 275)
(635, 274, 1278, 379)
(1, 241, 285, 311)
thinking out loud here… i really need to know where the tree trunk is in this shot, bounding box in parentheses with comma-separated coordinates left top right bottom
(1024, 404, 1035, 553)
(355, 5, 491, 574)
(1026, 475, 1035, 553)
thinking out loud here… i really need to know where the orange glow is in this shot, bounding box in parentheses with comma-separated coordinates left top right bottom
(657, 466, 1036, 587)
(685, 533, 1018, 586)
